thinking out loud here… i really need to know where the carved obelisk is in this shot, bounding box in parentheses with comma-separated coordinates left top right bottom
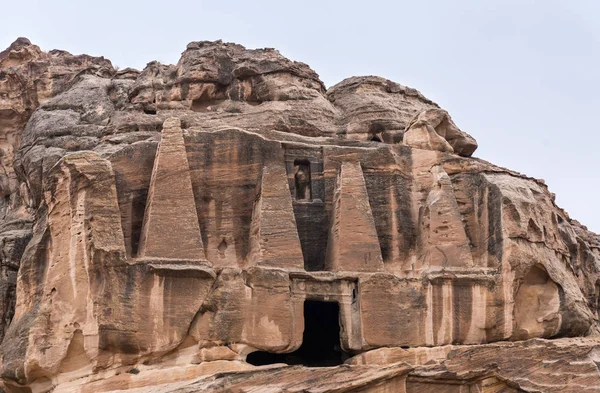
(138, 117, 206, 261)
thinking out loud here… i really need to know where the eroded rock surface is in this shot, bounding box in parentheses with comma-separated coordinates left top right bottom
(0, 37, 598, 393)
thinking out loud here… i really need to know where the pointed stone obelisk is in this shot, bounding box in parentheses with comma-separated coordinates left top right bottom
(423, 165, 474, 268)
(325, 161, 384, 272)
(138, 117, 206, 260)
(247, 164, 304, 269)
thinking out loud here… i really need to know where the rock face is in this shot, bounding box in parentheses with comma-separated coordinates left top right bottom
(0, 38, 599, 393)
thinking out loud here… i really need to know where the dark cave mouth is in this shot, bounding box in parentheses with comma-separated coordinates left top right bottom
(246, 300, 347, 367)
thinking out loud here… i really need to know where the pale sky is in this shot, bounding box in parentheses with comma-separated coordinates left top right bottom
(2, 0, 599, 232)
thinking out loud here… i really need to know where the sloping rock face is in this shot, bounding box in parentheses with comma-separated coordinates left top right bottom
(0, 38, 599, 393)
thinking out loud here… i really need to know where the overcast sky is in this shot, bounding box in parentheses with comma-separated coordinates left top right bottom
(2, 0, 599, 232)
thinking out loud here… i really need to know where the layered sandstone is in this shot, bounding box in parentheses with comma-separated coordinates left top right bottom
(0, 38, 598, 393)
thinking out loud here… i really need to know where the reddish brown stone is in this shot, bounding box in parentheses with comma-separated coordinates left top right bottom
(0, 38, 598, 393)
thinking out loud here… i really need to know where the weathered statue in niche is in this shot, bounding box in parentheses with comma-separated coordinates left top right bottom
(294, 159, 311, 201)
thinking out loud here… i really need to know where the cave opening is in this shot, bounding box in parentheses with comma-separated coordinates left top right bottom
(190, 89, 226, 112)
(514, 264, 561, 339)
(246, 300, 346, 367)
(370, 135, 382, 142)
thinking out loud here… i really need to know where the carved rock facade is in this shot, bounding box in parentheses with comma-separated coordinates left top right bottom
(0, 38, 599, 392)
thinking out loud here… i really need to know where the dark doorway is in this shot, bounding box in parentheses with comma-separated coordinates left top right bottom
(297, 301, 345, 366)
(246, 301, 346, 367)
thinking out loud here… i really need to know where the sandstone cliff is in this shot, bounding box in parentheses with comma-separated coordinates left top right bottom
(0, 37, 599, 393)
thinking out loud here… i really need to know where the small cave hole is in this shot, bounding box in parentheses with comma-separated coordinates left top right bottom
(143, 108, 157, 115)
(294, 159, 312, 201)
(191, 90, 226, 113)
(246, 300, 347, 367)
(370, 135, 382, 142)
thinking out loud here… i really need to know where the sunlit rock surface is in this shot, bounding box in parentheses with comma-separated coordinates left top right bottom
(0, 37, 599, 392)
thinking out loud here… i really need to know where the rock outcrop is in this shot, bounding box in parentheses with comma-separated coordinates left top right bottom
(0, 37, 598, 393)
